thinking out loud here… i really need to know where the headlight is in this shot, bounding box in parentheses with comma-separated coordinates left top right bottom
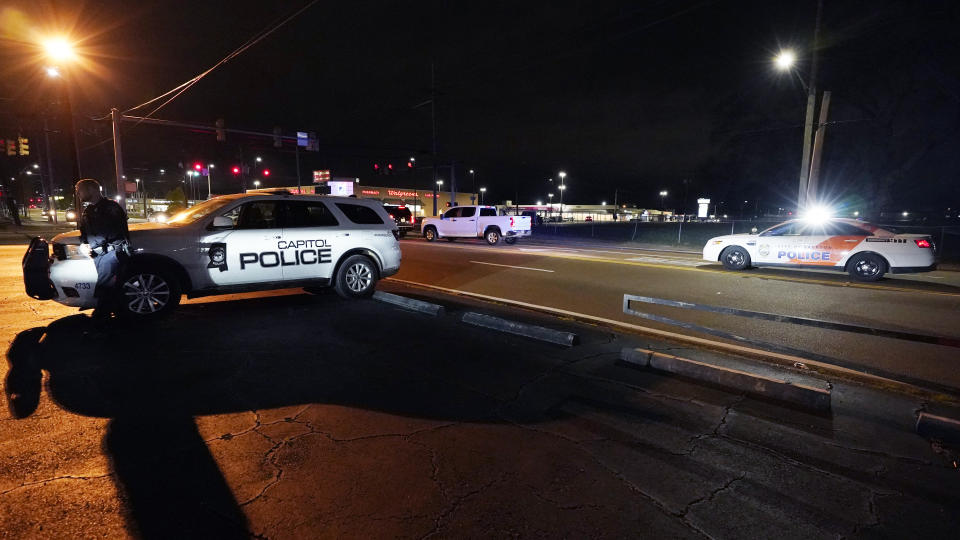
(65, 210, 77, 220)
(64, 244, 91, 259)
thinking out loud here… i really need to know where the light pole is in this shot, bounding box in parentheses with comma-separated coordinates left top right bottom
(659, 190, 668, 209)
(558, 171, 567, 222)
(548, 193, 554, 218)
(207, 163, 215, 199)
(774, 0, 823, 211)
(253, 180, 261, 189)
(434, 180, 443, 216)
(480, 187, 486, 205)
(42, 38, 82, 195)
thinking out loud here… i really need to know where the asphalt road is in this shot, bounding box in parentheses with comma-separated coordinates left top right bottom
(1, 240, 959, 538)
(392, 236, 960, 392)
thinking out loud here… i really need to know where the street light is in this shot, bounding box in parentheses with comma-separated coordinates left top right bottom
(480, 187, 487, 205)
(558, 172, 567, 221)
(255, 156, 263, 163)
(253, 180, 261, 188)
(659, 190, 668, 210)
(45, 66, 61, 78)
(41, 36, 82, 205)
(774, 50, 796, 71)
(548, 193, 554, 217)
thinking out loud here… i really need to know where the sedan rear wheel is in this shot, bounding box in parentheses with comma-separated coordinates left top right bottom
(848, 253, 886, 282)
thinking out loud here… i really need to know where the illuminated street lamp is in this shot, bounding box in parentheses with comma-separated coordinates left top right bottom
(548, 193, 554, 217)
(479, 186, 487, 205)
(774, 50, 796, 71)
(659, 190, 668, 211)
(253, 180, 261, 188)
(255, 156, 263, 163)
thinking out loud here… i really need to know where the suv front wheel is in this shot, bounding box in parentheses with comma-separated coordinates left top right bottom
(334, 254, 378, 299)
(118, 266, 182, 320)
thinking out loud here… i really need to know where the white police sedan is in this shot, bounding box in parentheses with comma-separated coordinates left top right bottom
(23, 192, 402, 320)
(702, 218, 936, 281)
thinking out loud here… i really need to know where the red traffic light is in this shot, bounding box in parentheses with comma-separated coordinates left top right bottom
(263, 169, 270, 176)
(373, 163, 380, 170)
(407, 161, 413, 168)
(232, 166, 240, 174)
(387, 163, 393, 170)
(194, 163, 202, 171)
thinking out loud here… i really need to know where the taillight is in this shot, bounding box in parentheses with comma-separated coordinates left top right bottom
(389, 214, 395, 220)
(914, 239, 931, 248)
(510, 217, 515, 228)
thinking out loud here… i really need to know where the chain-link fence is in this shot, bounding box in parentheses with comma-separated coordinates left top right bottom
(532, 220, 960, 263)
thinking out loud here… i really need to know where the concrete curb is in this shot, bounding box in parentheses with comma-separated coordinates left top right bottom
(620, 347, 831, 412)
(462, 312, 578, 347)
(372, 291, 445, 316)
(916, 412, 960, 443)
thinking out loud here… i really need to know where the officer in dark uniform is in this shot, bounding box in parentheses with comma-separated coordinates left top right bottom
(76, 179, 130, 321)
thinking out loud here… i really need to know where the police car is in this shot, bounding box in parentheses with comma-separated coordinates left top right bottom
(702, 218, 935, 281)
(23, 192, 402, 320)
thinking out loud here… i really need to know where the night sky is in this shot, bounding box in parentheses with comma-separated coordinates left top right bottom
(2, 0, 958, 215)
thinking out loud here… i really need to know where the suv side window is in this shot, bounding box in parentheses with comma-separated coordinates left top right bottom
(335, 202, 386, 225)
(285, 201, 339, 228)
(237, 201, 280, 229)
(479, 208, 497, 217)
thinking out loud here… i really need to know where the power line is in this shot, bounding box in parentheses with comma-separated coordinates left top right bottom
(111, 0, 320, 121)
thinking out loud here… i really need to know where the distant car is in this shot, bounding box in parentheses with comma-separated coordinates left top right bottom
(383, 204, 414, 238)
(24, 192, 402, 321)
(702, 218, 936, 281)
(584, 216, 593, 222)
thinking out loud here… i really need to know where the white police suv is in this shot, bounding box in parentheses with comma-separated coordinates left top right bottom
(23, 192, 402, 320)
(702, 218, 936, 282)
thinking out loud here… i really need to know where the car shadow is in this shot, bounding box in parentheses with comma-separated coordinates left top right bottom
(4, 292, 564, 537)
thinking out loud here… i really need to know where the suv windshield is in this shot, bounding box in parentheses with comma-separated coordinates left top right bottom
(166, 198, 237, 225)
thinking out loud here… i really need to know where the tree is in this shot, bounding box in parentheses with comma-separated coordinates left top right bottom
(164, 186, 187, 215)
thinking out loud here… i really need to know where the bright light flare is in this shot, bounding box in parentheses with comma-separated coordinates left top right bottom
(801, 204, 833, 224)
(42, 38, 77, 62)
(774, 50, 796, 71)
(45, 66, 61, 78)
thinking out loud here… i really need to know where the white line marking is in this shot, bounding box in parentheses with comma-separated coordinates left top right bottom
(469, 260, 554, 272)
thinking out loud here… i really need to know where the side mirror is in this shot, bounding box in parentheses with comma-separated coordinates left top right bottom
(211, 216, 234, 229)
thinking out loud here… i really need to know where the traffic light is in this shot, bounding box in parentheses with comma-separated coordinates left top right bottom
(407, 161, 413, 168)
(5, 139, 15, 156)
(262, 169, 270, 177)
(215, 118, 225, 142)
(373, 163, 380, 173)
(17, 137, 28, 156)
(194, 163, 202, 171)
(232, 166, 240, 175)
(387, 163, 394, 174)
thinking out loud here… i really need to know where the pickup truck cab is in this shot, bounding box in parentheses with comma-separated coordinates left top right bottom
(421, 205, 532, 245)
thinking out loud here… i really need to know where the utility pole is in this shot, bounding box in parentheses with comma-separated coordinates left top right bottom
(806, 90, 832, 200)
(42, 117, 58, 223)
(449, 161, 456, 207)
(431, 63, 438, 216)
(110, 108, 126, 209)
(797, 0, 823, 211)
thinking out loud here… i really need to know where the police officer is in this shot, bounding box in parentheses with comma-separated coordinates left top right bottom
(76, 179, 130, 321)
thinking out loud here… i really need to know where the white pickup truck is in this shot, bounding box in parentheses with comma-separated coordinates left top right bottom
(421, 205, 532, 245)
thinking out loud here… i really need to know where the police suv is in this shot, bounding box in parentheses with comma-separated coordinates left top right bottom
(702, 218, 936, 281)
(23, 192, 402, 320)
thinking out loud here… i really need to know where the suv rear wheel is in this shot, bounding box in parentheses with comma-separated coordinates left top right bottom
(118, 266, 182, 320)
(334, 254, 378, 298)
